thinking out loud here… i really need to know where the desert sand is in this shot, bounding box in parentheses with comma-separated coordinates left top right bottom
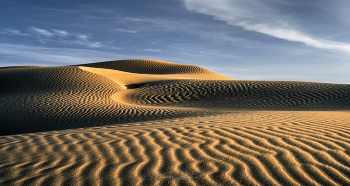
(1, 59, 350, 185)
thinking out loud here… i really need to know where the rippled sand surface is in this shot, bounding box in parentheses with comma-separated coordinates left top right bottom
(1, 59, 350, 185)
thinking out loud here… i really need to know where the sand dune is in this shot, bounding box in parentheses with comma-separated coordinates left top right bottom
(0, 62, 206, 135)
(1, 59, 350, 185)
(120, 80, 350, 110)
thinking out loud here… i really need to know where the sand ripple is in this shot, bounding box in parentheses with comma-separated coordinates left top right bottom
(1, 111, 350, 185)
(123, 80, 350, 110)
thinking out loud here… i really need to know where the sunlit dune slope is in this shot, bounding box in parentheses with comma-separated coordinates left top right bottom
(78, 59, 232, 78)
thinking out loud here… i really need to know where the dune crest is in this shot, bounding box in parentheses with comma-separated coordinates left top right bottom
(79, 59, 233, 87)
(79, 59, 233, 77)
(79, 66, 233, 89)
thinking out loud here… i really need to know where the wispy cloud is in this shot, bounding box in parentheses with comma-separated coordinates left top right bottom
(115, 17, 148, 23)
(1, 28, 29, 36)
(32, 7, 81, 14)
(0, 43, 129, 66)
(3, 27, 103, 48)
(145, 49, 161, 52)
(182, 0, 350, 53)
(52, 29, 69, 37)
(72, 34, 102, 48)
(30, 27, 54, 37)
(0, 43, 174, 68)
(116, 28, 138, 33)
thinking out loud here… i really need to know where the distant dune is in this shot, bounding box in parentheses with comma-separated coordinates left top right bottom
(1, 59, 350, 185)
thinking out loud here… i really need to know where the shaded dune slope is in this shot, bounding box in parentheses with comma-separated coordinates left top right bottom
(122, 80, 350, 110)
(0, 66, 45, 70)
(1, 111, 350, 185)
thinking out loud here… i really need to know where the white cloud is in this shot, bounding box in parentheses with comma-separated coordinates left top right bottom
(30, 27, 54, 37)
(116, 29, 138, 33)
(1, 28, 29, 36)
(0, 43, 130, 66)
(116, 17, 146, 23)
(145, 49, 161, 52)
(0, 43, 171, 68)
(52, 29, 69, 37)
(182, 0, 350, 53)
(241, 24, 350, 52)
(73, 34, 102, 48)
(5, 27, 102, 48)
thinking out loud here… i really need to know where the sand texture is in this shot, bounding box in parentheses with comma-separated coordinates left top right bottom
(1, 59, 350, 185)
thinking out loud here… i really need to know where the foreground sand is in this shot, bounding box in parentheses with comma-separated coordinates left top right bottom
(1, 59, 350, 185)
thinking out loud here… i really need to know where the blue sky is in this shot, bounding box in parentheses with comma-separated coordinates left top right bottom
(1, 0, 350, 83)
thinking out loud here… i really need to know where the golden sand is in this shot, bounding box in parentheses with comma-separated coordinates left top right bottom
(1, 59, 350, 185)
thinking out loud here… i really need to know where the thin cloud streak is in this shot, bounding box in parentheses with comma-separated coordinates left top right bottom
(73, 34, 102, 48)
(1, 28, 29, 36)
(4, 27, 103, 48)
(52, 29, 69, 37)
(0, 43, 168, 67)
(116, 29, 138, 33)
(182, 0, 350, 53)
(0, 43, 131, 66)
(30, 27, 54, 37)
(145, 49, 161, 52)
